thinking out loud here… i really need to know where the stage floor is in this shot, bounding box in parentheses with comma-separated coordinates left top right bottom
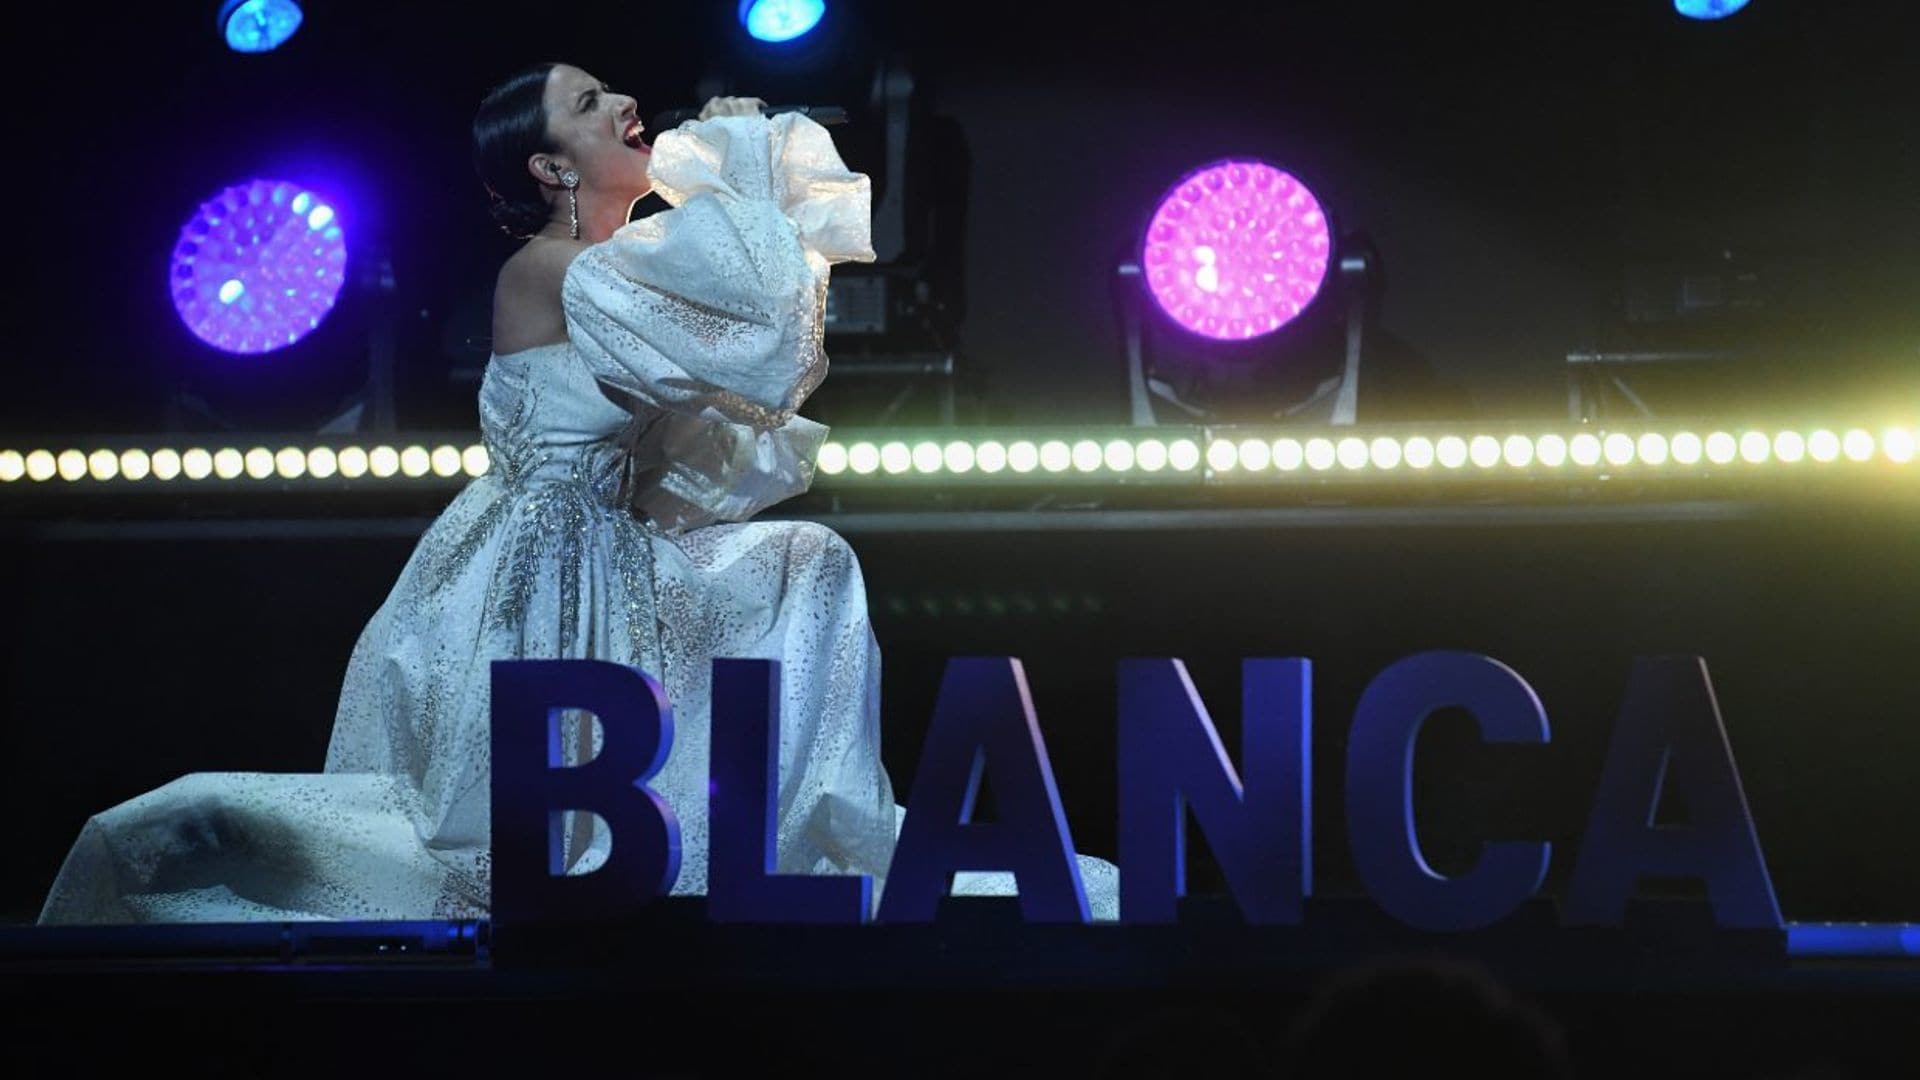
(5, 902, 1918, 1077)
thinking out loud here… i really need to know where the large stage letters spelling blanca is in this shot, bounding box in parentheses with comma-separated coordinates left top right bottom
(490, 652, 1780, 929)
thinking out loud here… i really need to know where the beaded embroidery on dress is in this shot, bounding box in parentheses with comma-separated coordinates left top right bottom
(37, 112, 1117, 924)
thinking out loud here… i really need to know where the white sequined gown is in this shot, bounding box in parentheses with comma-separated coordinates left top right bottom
(38, 112, 1118, 925)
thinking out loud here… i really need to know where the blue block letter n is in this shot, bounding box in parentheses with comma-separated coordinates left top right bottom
(1118, 658, 1312, 924)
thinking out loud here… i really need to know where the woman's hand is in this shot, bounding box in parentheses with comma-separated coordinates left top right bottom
(697, 95, 767, 121)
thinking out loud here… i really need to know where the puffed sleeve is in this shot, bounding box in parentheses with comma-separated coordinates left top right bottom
(562, 111, 873, 532)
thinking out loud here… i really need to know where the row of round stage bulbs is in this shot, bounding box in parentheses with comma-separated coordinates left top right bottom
(0, 445, 487, 484)
(814, 428, 1918, 477)
(1, 427, 1914, 487)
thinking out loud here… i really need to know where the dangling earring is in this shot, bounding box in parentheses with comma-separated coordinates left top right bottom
(561, 169, 581, 240)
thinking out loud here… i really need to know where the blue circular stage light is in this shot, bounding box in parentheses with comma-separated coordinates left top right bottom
(170, 179, 348, 355)
(1674, 0, 1751, 20)
(739, 0, 826, 43)
(219, 0, 304, 53)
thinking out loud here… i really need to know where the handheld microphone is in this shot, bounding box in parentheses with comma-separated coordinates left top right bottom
(648, 104, 848, 132)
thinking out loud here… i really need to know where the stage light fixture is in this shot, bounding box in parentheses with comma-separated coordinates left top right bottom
(245, 448, 275, 479)
(880, 443, 912, 475)
(119, 450, 152, 481)
(816, 443, 849, 476)
(1502, 435, 1534, 469)
(1705, 432, 1738, 464)
(1637, 433, 1670, 466)
(739, 0, 826, 43)
(1436, 437, 1469, 470)
(1009, 442, 1041, 473)
(26, 451, 56, 482)
(1470, 436, 1502, 469)
(1843, 430, 1875, 462)
(912, 442, 943, 474)
(848, 442, 880, 475)
(1370, 437, 1402, 471)
(1135, 440, 1168, 472)
(1886, 428, 1916, 464)
(1570, 433, 1603, 467)
(1739, 431, 1771, 464)
(1807, 430, 1840, 463)
(87, 450, 118, 482)
(1603, 433, 1635, 467)
(1105, 440, 1137, 472)
(397, 446, 429, 478)
(1403, 437, 1435, 470)
(152, 449, 183, 480)
(1142, 160, 1332, 342)
(1338, 438, 1369, 471)
(1274, 438, 1306, 471)
(171, 179, 346, 355)
(977, 442, 1009, 474)
(1671, 432, 1703, 465)
(219, 0, 304, 53)
(1040, 441, 1072, 473)
(307, 447, 338, 478)
(337, 446, 369, 478)
(1168, 440, 1203, 472)
(0, 451, 26, 483)
(1305, 438, 1338, 471)
(1773, 431, 1806, 464)
(1536, 434, 1569, 467)
(1674, 0, 1750, 20)
(57, 451, 86, 482)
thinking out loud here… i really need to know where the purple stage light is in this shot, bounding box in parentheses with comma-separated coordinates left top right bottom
(170, 179, 348, 355)
(1142, 160, 1331, 342)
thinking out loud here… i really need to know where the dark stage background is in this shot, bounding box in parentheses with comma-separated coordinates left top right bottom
(3, 1, 1916, 431)
(2, 1, 1919, 926)
(5, 498, 1920, 922)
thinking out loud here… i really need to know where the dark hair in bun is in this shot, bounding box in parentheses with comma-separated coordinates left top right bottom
(473, 62, 560, 239)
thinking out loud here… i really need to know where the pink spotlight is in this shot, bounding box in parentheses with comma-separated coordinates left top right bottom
(1142, 159, 1332, 341)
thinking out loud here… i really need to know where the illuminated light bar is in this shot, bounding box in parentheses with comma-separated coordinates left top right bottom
(1887, 427, 1917, 464)
(1502, 435, 1534, 469)
(1337, 437, 1370, 471)
(1469, 436, 1502, 469)
(1369, 437, 1402, 471)
(1402, 437, 1434, 470)
(430, 445, 463, 478)
(1671, 432, 1703, 466)
(1535, 434, 1568, 468)
(3, 425, 1914, 496)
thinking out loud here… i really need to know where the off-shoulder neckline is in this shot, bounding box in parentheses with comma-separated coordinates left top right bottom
(489, 241, 610, 362)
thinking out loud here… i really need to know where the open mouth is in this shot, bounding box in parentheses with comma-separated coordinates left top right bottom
(621, 119, 647, 150)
